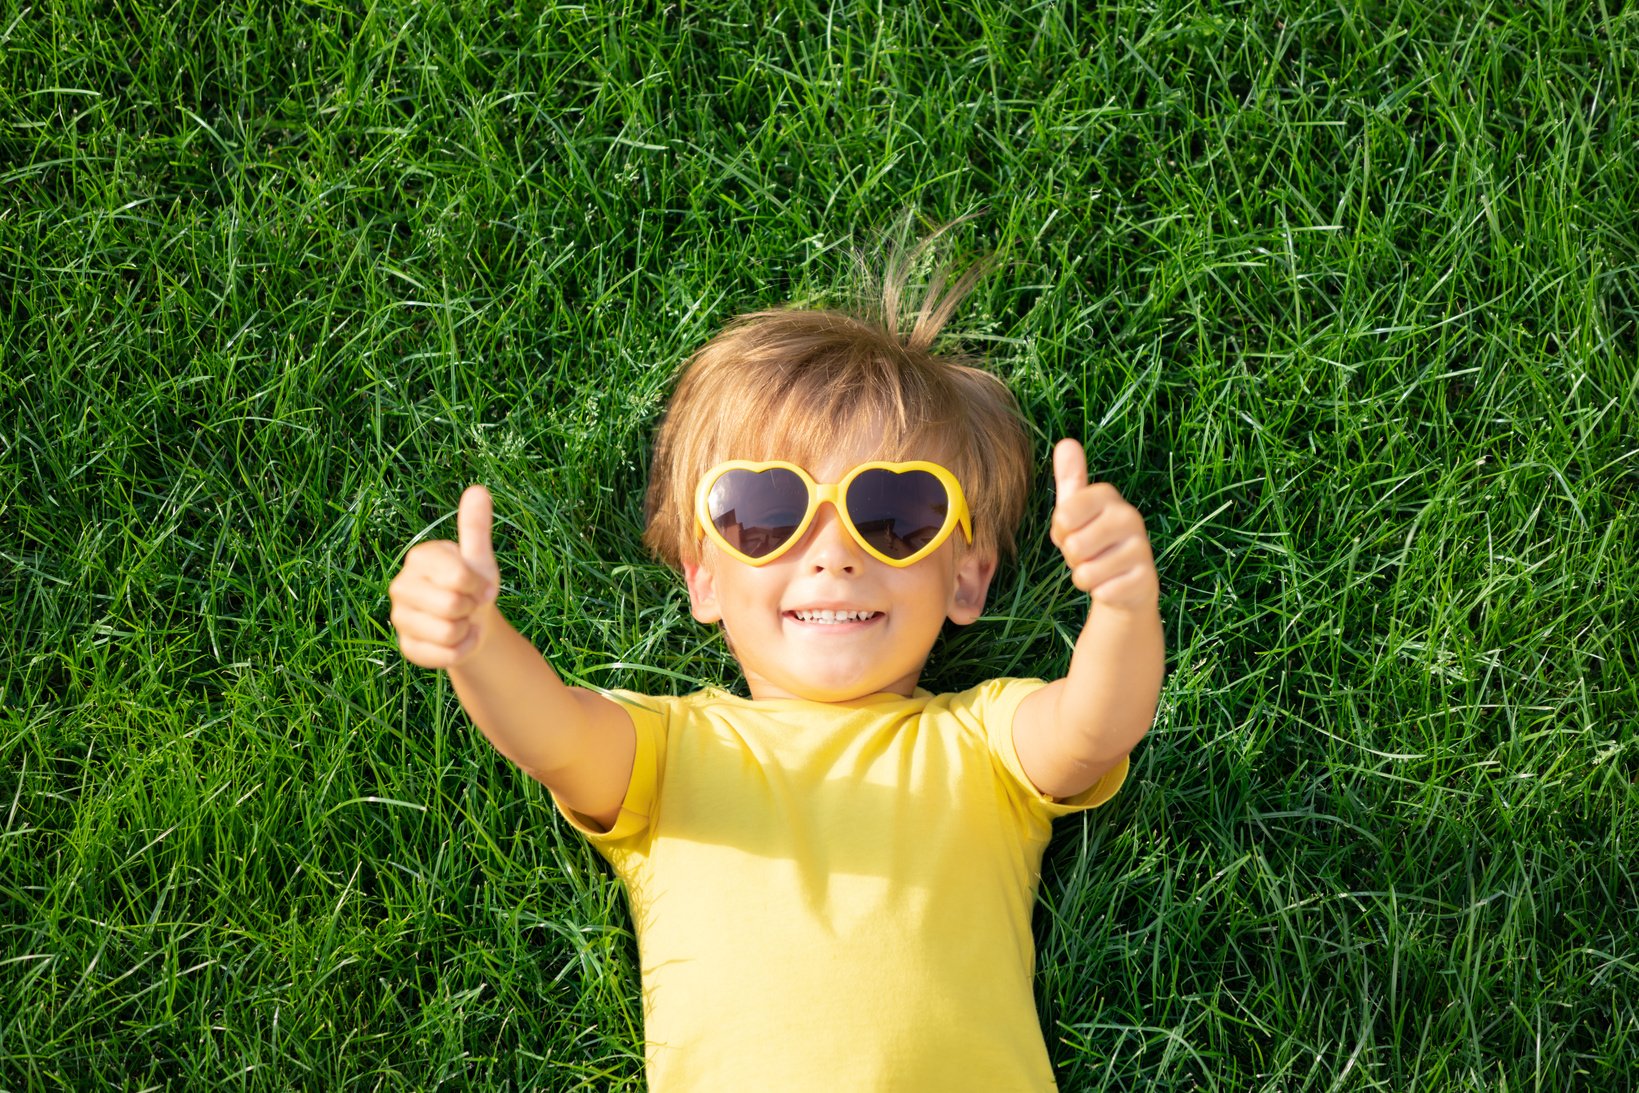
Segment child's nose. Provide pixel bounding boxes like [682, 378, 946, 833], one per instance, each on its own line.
[800, 502, 864, 572]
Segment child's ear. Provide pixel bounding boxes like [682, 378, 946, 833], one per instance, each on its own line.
[946, 550, 997, 626]
[682, 558, 724, 624]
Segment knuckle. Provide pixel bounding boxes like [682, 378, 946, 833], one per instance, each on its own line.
[403, 643, 445, 669]
[418, 540, 459, 566]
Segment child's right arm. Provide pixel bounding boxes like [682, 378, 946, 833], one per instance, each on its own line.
[388, 485, 636, 830]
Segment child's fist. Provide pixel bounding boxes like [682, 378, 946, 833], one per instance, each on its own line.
[389, 485, 503, 669]
[1049, 439, 1160, 612]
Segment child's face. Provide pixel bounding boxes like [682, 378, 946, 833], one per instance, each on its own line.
[682, 439, 998, 702]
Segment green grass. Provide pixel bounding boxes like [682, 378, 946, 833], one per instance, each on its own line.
[3, 0, 1636, 1088]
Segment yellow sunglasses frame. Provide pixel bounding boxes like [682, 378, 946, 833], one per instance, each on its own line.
[693, 459, 973, 568]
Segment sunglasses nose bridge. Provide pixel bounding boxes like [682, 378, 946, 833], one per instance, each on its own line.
[810, 482, 843, 516]
[799, 483, 868, 562]
[811, 482, 861, 540]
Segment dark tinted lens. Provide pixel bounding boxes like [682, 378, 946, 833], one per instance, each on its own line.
[707, 468, 809, 558]
[846, 469, 950, 559]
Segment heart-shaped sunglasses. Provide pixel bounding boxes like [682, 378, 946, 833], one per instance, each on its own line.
[693, 459, 972, 567]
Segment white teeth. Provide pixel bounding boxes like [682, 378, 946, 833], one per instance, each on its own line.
[793, 609, 877, 624]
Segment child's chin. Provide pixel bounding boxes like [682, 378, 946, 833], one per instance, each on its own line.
[791, 666, 911, 703]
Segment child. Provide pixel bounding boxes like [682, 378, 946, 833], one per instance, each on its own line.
[388, 247, 1164, 1090]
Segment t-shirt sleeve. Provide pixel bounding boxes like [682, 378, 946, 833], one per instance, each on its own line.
[549, 689, 667, 847]
[972, 677, 1130, 818]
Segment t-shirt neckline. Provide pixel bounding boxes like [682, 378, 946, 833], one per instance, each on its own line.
[701, 686, 934, 710]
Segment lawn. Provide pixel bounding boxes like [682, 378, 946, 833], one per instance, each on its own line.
[3, 1, 1636, 1089]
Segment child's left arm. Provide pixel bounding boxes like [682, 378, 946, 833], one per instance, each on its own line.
[1012, 438, 1165, 799]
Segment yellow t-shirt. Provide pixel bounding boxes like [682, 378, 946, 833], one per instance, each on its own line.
[552, 677, 1128, 1092]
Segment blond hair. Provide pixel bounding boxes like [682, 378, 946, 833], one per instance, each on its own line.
[642, 245, 1033, 571]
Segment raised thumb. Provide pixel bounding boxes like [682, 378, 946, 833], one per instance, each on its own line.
[457, 484, 498, 599]
[1053, 438, 1088, 499]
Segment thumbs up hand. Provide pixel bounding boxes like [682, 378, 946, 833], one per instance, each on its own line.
[389, 485, 503, 669]
[1049, 439, 1160, 613]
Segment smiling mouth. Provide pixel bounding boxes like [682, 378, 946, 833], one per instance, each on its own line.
[785, 609, 883, 625]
